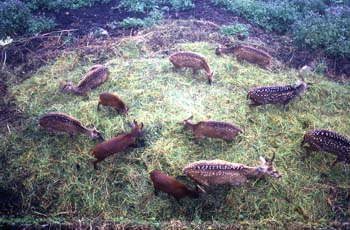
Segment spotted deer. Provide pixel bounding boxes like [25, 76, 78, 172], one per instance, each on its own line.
[183, 153, 281, 193]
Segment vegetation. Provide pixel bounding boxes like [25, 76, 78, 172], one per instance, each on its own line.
[1, 40, 349, 227]
[211, 0, 350, 59]
[117, 10, 164, 29]
[219, 23, 249, 37]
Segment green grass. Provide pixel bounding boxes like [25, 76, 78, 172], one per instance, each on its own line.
[2, 41, 350, 228]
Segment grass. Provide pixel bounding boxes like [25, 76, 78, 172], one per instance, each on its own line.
[1, 39, 350, 228]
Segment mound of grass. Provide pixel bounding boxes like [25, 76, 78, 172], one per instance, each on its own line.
[2, 40, 350, 228]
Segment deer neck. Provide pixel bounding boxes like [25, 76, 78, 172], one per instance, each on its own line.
[244, 166, 265, 180]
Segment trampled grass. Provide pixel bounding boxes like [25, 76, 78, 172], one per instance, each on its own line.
[2, 40, 350, 228]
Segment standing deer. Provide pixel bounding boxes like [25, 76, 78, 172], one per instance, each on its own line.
[91, 120, 144, 169]
[39, 112, 104, 140]
[169, 51, 214, 84]
[60, 65, 109, 96]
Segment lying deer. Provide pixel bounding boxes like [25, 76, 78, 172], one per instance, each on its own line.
[183, 153, 281, 193]
[39, 112, 104, 140]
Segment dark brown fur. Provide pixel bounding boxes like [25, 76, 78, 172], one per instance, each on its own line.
[301, 129, 350, 165]
[183, 116, 242, 141]
[169, 51, 214, 84]
[150, 170, 199, 202]
[97, 92, 128, 115]
[60, 65, 109, 96]
[91, 120, 144, 169]
[216, 45, 272, 69]
[39, 112, 103, 140]
[247, 80, 308, 108]
[183, 154, 281, 192]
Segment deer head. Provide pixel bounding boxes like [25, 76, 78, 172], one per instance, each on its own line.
[257, 152, 282, 179]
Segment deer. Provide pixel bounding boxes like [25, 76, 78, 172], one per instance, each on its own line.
[183, 153, 282, 193]
[247, 79, 309, 110]
[169, 51, 214, 84]
[216, 45, 272, 70]
[301, 129, 350, 166]
[91, 120, 144, 169]
[150, 170, 199, 203]
[60, 65, 109, 96]
[39, 112, 104, 140]
[183, 116, 242, 142]
[97, 92, 128, 115]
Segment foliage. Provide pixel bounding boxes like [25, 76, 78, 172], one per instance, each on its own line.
[168, 0, 194, 12]
[117, 10, 164, 29]
[118, 0, 194, 13]
[219, 23, 249, 37]
[23, 0, 112, 10]
[0, 0, 31, 40]
[28, 16, 56, 34]
[292, 12, 350, 58]
[3, 41, 350, 226]
[118, 0, 160, 13]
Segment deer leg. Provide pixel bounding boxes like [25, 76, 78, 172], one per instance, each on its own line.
[192, 69, 199, 75]
[301, 146, 312, 161]
[154, 187, 159, 196]
[249, 101, 263, 107]
[97, 102, 101, 111]
[331, 158, 339, 167]
[93, 159, 100, 170]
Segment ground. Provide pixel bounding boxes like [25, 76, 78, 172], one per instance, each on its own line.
[0, 0, 349, 229]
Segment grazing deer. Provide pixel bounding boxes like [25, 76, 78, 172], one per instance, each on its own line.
[183, 153, 281, 193]
[183, 116, 242, 142]
[301, 129, 350, 165]
[150, 170, 199, 202]
[169, 51, 214, 84]
[91, 120, 144, 169]
[97, 92, 128, 115]
[39, 112, 104, 140]
[60, 65, 109, 96]
[216, 45, 272, 70]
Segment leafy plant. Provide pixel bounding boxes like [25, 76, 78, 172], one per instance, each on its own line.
[118, 0, 160, 13]
[0, 0, 31, 40]
[28, 16, 56, 34]
[168, 0, 194, 11]
[292, 12, 350, 58]
[117, 10, 164, 29]
[219, 23, 249, 37]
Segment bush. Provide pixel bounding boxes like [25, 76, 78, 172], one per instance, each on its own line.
[168, 0, 194, 11]
[219, 23, 249, 37]
[293, 12, 350, 58]
[118, 0, 160, 13]
[23, 0, 112, 11]
[117, 10, 164, 29]
[28, 16, 56, 34]
[0, 0, 31, 40]
[211, 0, 299, 34]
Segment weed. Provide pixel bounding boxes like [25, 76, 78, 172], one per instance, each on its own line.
[219, 23, 249, 37]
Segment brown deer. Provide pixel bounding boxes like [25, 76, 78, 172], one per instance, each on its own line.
[60, 65, 109, 96]
[39, 112, 104, 140]
[97, 92, 128, 115]
[91, 120, 144, 169]
[183, 153, 281, 193]
[150, 170, 199, 203]
[183, 116, 242, 142]
[169, 51, 214, 84]
[216, 45, 272, 70]
[247, 79, 308, 110]
[301, 129, 350, 165]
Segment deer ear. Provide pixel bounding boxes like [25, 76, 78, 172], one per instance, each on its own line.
[259, 156, 266, 164]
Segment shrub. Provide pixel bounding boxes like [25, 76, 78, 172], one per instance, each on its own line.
[23, 0, 112, 11]
[219, 23, 249, 37]
[168, 0, 194, 11]
[118, 10, 164, 29]
[28, 16, 56, 34]
[292, 12, 350, 58]
[118, 0, 160, 13]
[0, 0, 31, 40]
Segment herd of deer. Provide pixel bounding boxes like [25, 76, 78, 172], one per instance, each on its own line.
[38, 44, 350, 202]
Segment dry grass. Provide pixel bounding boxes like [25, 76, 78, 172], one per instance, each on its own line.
[1, 25, 350, 228]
